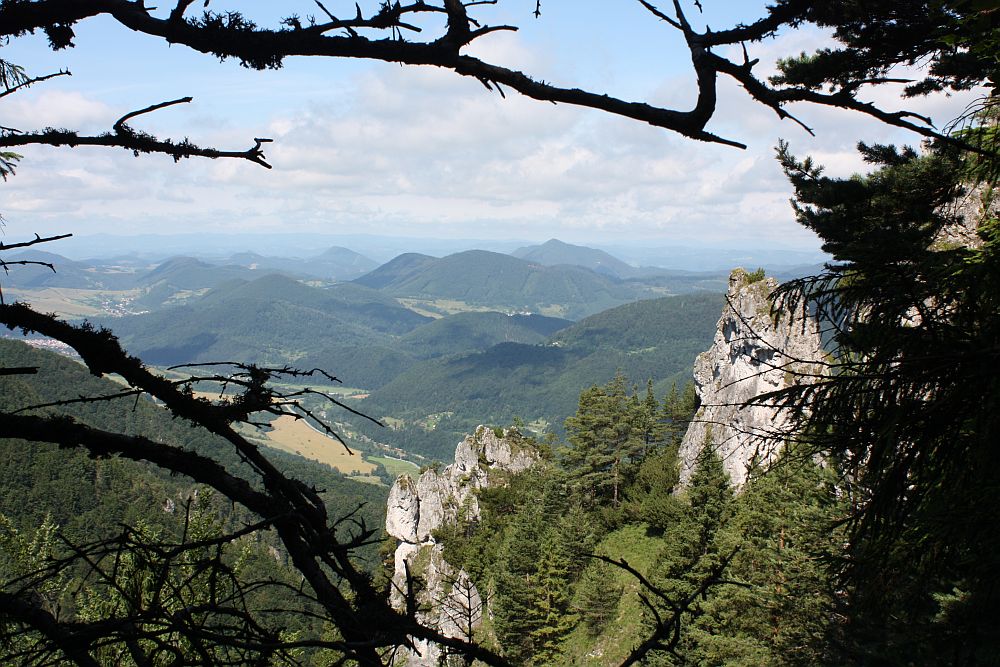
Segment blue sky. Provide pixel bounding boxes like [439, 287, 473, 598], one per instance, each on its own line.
[0, 1, 982, 254]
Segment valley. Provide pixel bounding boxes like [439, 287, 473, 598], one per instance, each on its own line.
[3, 238, 737, 467]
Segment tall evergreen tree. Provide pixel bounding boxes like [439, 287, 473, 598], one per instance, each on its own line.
[562, 373, 645, 508]
[490, 472, 580, 666]
[680, 451, 844, 666]
[662, 382, 699, 450]
[643, 441, 735, 666]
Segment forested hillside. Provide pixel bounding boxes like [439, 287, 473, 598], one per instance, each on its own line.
[355, 249, 657, 320]
[355, 292, 723, 460]
[107, 274, 433, 367]
[0, 340, 387, 563]
[413, 377, 844, 666]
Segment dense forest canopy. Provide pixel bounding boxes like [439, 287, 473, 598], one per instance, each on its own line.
[0, 0, 998, 665]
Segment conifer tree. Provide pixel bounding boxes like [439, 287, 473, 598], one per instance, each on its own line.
[643, 440, 735, 665]
[490, 473, 579, 666]
[563, 373, 645, 508]
[635, 379, 667, 461]
[661, 382, 698, 450]
[773, 121, 1000, 663]
[680, 451, 843, 666]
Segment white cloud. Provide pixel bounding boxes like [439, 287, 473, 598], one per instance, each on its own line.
[3, 90, 115, 130]
[1, 21, 985, 253]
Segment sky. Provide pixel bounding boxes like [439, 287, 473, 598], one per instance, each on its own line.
[0, 0, 984, 255]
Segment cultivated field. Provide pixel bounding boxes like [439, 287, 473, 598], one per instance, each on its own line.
[263, 414, 377, 475]
[5, 287, 143, 318]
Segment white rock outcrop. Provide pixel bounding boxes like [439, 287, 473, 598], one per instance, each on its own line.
[677, 269, 826, 488]
[384, 426, 537, 666]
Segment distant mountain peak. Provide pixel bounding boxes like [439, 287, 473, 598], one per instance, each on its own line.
[511, 239, 636, 278]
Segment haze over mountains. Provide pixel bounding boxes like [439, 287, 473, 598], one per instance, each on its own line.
[41, 232, 826, 272]
[6, 239, 739, 316]
[3, 236, 780, 462]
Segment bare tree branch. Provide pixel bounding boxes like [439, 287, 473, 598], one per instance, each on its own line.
[0, 0, 968, 153]
[0, 232, 74, 252]
[0, 68, 70, 99]
[0, 127, 273, 168]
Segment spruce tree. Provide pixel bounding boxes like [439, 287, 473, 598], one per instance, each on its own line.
[562, 373, 644, 508]
[682, 451, 844, 666]
[774, 128, 1000, 663]
[643, 441, 735, 665]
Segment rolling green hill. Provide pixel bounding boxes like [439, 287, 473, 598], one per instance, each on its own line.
[103, 276, 574, 390]
[138, 256, 259, 290]
[359, 249, 652, 320]
[131, 256, 265, 309]
[107, 274, 433, 367]
[354, 291, 724, 460]
[353, 252, 438, 290]
[398, 311, 572, 358]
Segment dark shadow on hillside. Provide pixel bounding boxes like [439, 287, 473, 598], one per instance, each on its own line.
[140, 332, 218, 366]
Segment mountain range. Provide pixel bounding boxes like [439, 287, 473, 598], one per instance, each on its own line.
[354, 249, 658, 319]
[5, 238, 738, 463]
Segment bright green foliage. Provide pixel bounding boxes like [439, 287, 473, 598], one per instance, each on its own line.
[574, 559, 623, 637]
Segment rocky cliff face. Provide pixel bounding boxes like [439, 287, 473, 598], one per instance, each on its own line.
[384, 426, 537, 666]
[935, 181, 997, 250]
[677, 269, 825, 488]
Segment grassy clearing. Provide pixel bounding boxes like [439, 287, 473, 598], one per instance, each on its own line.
[368, 455, 420, 480]
[535, 304, 570, 318]
[396, 298, 496, 318]
[5, 287, 143, 318]
[562, 523, 662, 666]
[262, 415, 377, 475]
[381, 416, 405, 429]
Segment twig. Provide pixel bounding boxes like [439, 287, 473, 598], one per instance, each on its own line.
[113, 97, 194, 133]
